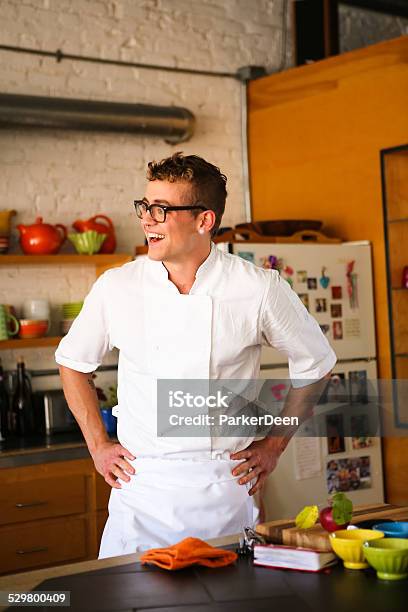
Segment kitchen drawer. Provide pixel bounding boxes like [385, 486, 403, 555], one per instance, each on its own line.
[0, 474, 87, 525]
[95, 473, 111, 510]
[0, 516, 87, 574]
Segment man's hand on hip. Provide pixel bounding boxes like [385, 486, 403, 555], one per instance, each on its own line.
[230, 374, 332, 495]
[230, 437, 286, 496]
[92, 441, 136, 489]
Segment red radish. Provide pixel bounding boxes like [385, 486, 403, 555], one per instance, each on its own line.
[319, 493, 353, 533]
[319, 505, 349, 532]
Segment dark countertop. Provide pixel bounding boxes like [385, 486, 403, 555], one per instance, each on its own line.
[0, 432, 90, 468]
[26, 552, 408, 612]
[0, 534, 406, 612]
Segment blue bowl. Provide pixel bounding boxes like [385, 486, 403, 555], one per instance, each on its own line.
[101, 408, 117, 435]
[373, 522, 408, 539]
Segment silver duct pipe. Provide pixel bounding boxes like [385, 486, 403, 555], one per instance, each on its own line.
[240, 81, 252, 223]
[0, 93, 195, 144]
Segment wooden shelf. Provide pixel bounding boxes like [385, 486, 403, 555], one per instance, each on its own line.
[0, 253, 132, 278]
[0, 336, 62, 350]
[392, 287, 408, 291]
[0, 254, 132, 266]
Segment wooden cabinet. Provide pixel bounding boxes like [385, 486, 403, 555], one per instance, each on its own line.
[0, 255, 125, 571]
[0, 516, 87, 575]
[0, 473, 87, 526]
[0, 458, 111, 575]
[95, 471, 109, 545]
[95, 471, 111, 510]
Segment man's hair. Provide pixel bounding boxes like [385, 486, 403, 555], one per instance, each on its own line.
[146, 152, 227, 236]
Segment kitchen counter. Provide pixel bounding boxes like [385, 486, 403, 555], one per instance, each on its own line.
[0, 432, 90, 468]
[0, 534, 238, 611]
[0, 532, 407, 612]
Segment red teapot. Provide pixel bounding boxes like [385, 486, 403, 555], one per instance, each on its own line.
[17, 217, 67, 255]
[72, 214, 116, 254]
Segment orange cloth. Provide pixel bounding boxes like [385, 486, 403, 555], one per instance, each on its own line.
[140, 537, 238, 570]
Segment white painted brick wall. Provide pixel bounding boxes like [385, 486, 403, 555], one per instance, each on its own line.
[0, 0, 292, 375]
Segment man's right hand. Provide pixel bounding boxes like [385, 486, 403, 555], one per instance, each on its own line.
[92, 441, 136, 489]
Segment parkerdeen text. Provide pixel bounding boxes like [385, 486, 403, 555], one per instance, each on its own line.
[168, 414, 299, 427]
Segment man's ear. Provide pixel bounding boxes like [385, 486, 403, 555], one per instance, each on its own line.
[199, 210, 216, 234]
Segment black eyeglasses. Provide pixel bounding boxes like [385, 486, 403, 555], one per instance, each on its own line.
[134, 199, 207, 223]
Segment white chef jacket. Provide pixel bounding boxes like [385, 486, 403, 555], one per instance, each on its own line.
[55, 242, 337, 460]
[55, 242, 336, 557]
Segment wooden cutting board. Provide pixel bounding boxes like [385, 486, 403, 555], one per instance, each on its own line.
[256, 504, 408, 552]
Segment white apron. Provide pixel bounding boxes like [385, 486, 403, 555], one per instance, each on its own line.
[98, 457, 258, 558]
[99, 286, 257, 559]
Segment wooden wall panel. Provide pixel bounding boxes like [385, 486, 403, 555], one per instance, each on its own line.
[388, 223, 408, 288]
[384, 150, 408, 220]
[392, 290, 408, 355]
[381, 438, 408, 506]
[396, 356, 408, 378]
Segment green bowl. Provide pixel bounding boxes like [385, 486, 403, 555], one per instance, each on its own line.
[63, 304, 83, 312]
[62, 309, 81, 319]
[68, 231, 107, 255]
[363, 538, 408, 580]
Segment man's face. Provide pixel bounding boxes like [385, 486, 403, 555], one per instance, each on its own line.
[141, 180, 205, 262]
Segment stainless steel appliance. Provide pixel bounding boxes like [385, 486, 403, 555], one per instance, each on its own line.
[33, 389, 78, 435]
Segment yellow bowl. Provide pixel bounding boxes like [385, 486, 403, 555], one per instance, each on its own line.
[329, 529, 385, 569]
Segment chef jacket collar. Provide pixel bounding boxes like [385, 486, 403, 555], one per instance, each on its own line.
[195, 241, 217, 279]
[147, 242, 217, 293]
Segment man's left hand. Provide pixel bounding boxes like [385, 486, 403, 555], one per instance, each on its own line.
[230, 437, 286, 496]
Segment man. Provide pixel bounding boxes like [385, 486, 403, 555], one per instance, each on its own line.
[56, 153, 336, 558]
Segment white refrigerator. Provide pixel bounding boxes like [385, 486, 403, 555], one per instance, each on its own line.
[224, 240, 384, 520]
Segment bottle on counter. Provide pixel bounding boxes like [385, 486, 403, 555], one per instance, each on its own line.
[9, 357, 35, 436]
[0, 358, 9, 441]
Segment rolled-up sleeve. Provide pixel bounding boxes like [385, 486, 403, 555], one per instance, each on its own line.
[55, 272, 111, 373]
[261, 271, 337, 386]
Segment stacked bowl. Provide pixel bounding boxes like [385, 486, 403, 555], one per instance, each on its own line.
[0, 236, 9, 254]
[373, 522, 408, 538]
[329, 529, 384, 570]
[19, 319, 48, 339]
[19, 299, 50, 339]
[363, 538, 408, 581]
[61, 302, 83, 335]
[329, 523, 408, 581]
[363, 521, 408, 580]
[0, 209, 15, 254]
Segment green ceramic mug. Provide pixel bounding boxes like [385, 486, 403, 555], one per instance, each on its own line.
[0, 304, 19, 340]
